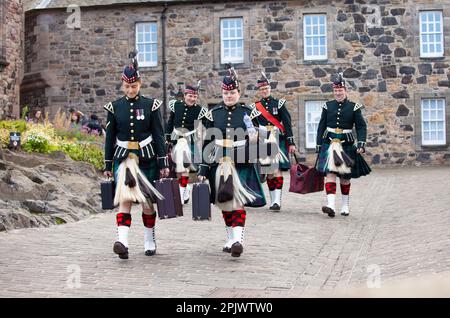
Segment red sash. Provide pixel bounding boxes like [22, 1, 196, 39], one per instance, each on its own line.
[255, 101, 285, 134]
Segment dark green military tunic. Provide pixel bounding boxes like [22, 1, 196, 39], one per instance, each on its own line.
[104, 94, 168, 183]
[251, 96, 295, 170]
[316, 98, 371, 179]
[198, 103, 266, 208]
[165, 99, 208, 168]
[165, 99, 208, 138]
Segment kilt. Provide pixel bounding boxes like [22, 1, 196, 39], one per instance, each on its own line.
[279, 135, 291, 171]
[113, 151, 159, 188]
[208, 163, 266, 208]
[316, 132, 371, 179]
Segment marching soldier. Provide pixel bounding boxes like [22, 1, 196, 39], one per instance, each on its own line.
[316, 75, 371, 218]
[251, 72, 296, 211]
[103, 52, 169, 259]
[166, 82, 208, 205]
[197, 65, 266, 257]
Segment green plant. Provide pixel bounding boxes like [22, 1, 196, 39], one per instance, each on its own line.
[22, 131, 57, 153]
[54, 217, 67, 225]
[21, 106, 29, 120]
[60, 141, 104, 170]
[0, 120, 27, 133]
[0, 118, 105, 171]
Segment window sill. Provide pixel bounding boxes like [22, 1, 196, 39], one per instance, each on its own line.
[420, 144, 449, 151]
[419, 56, 445, 61]
[297, 59, 334, 65]
[213, 62, 251, 71]
[139, 65, 162, 71]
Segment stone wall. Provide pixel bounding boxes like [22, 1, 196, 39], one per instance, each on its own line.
[0, 0, 24, 120]
[23, 0, 450, 166]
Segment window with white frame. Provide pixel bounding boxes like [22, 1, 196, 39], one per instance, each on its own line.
[420, 11, 444, 58]
[303, 14, 327, 61]
[220, 18, 244, 64]
[305, 101, 325, 149]
[136, 22, 158, 67]
[421, 98, 446, 145]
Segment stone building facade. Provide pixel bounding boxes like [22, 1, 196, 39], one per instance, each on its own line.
[0, 0, 24, 120]
[23, 0, 450, 166]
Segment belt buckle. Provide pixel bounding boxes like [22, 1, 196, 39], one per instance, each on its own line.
[331, 138, 341, 143]
[222, 139, 233, 148]
[335, 128, 343, 134]
[128, 141, 140, 150]
[220, 156, 233, 164]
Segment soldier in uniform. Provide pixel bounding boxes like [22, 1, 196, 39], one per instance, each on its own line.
[197, 65, 266, 257]
[251, 73, 296, 211]
[103, 52, 169, 259]
[166, 82, 208, 205]
[316, 75, 371, 218]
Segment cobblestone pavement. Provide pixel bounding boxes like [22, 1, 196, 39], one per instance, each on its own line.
[0, 167, 449, 298]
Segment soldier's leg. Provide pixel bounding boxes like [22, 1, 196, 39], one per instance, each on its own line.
[322, 173, 337, 218]
[222, 211, 233, 253]
[230, 206, 246, 257]
[340, 178, 351, 216]
[177, 172, 190, 205]
[271, 169, 283, 211]
[266, 173, 276, 208]
[142, 203, 157, 256]
[114, 202, 132, 259]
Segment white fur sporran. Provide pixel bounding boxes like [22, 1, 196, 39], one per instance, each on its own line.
[325, 139, 351, 175]
[114, 154, 164, 206]
[171, 137, 191, 173]
[214, 160, 257, 211]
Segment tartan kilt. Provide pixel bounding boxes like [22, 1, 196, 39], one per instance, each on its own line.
[316, 137, 371, 179]
[113, 151, 159, 189]
[279, 135, 291, 171]
[208, 163, 266, 208]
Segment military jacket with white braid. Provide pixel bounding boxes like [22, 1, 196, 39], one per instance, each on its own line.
[250, 96, 296, 146]
[165, 99, 208, 140]
[198, 103, 261, 177]
[103, 94, 168, 171]
[316, 98, 367, 148]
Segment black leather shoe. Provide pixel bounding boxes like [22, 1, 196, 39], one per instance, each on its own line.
[322, 206, 335, 218]
[113, 241, 129, 259]
[223, 247, 231, 253]
[145, 249, 156, 256]
[231, 242, 243, 257]
[270, 203, 280, 211]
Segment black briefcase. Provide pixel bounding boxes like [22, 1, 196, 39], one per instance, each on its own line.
[155, 178, 183, 219]
[101, 179, 115, 210]
[192, 182, 211, 221]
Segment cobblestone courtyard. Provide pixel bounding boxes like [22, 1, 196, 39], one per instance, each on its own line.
[0, 166, 449, 297]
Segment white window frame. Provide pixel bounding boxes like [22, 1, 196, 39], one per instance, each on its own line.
[135, 22, 158, 67]
[421, 98, 446, 146]
[303, 14, 327, 61]
[220, 17, 244, 64]
[419, 11, 444, 58]
[305, 100, 325, 149]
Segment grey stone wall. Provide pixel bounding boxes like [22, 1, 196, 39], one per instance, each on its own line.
[0, 0, 23, 120]
[23, 0, 450, 166]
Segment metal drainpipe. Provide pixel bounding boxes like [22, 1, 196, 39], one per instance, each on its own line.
[161, 2, 168, 122]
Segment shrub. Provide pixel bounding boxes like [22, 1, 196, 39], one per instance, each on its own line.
[0, 119, 105, 171]
[0, 120, 27, 133]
